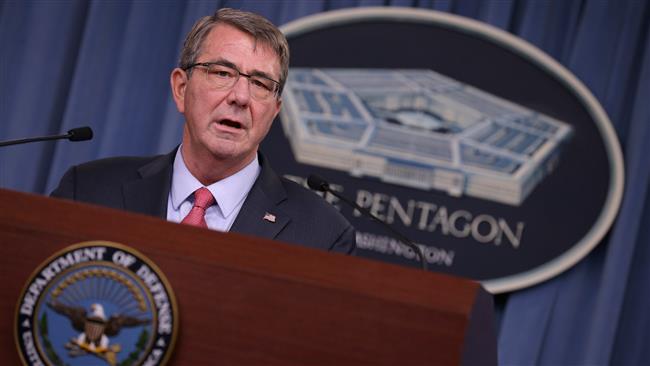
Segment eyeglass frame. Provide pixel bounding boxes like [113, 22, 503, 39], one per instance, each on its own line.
[183, 61, 281, 100]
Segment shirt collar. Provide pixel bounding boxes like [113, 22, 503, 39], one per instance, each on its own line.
[171, 147, 260, 218]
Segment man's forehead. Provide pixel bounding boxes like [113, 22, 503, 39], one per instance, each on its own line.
[201, 24, 280, 77]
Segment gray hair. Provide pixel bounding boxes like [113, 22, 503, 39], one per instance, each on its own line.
[179, 8, 290, 95]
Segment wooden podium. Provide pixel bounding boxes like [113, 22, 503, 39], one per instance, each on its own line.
[0, 188, 496, 365]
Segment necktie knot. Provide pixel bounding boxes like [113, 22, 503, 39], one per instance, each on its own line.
[193, 187, 215, 209]
[181, 187, 214, 228]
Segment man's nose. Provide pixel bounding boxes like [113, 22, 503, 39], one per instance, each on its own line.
[226, 76, 251, 106]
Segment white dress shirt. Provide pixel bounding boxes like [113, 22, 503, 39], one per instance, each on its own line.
[166, 147, 260, 232]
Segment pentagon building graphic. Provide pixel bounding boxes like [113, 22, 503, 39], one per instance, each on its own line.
[280, 68, 573, 206]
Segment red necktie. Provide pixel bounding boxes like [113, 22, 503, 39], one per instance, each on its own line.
[181, 187, 215, 228]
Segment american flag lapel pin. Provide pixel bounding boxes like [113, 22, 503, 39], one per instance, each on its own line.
[263, 212, 276, 223]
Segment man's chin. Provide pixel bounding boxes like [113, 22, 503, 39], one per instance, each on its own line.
[208, 148, 242, 161]
[207, 145, 256, 164]
[187, 137, 256, 166]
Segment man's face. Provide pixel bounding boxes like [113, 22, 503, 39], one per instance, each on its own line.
[171, 24, 281, 176]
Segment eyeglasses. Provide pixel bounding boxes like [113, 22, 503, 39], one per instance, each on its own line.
[184, 62, 280, 101]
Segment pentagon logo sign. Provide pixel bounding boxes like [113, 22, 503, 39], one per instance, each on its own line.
[266, 7, 625, 293]
[15, 242, 178, 366]
[282, 68, 574, 206]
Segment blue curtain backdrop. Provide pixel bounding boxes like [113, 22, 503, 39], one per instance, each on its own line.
[1, 1, 649, 364]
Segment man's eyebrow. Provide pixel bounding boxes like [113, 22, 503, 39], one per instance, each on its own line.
[210, 58, 237, 69]
[249, 70, 278, 82]
[210, 58, 278, 82]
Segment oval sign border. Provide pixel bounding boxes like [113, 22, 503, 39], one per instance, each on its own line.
[280, 7, 625, 293]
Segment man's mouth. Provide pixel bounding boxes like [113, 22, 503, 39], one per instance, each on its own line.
[218, 119, 243, 129]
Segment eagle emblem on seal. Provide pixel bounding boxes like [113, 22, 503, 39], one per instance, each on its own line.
[47, 301, 149, 365]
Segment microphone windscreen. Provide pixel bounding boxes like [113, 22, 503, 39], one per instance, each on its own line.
[67, 126, 93, 141]
[307, 174, 329, 192]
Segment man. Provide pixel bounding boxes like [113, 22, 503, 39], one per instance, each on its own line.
[51, 8, 355, 254]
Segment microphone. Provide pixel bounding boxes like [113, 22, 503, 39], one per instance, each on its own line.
[0, 126, 93, 147]
[307, 174, 428, 270]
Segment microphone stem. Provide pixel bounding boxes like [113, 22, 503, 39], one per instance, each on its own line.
[0, 134, 69, 147]
[325, 188, 428, 271]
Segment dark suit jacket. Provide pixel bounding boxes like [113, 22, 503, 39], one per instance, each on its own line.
[51, 149, 355, 254]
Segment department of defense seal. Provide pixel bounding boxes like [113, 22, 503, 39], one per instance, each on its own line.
[14, 241, 178, 366]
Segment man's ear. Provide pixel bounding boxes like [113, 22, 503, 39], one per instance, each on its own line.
[273, 97, 282, 117]
[170, 68, 188, 113]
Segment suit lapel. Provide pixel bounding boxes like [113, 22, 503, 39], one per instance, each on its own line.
[122, 150, 175, 219]
[230, 152, 290, 240]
